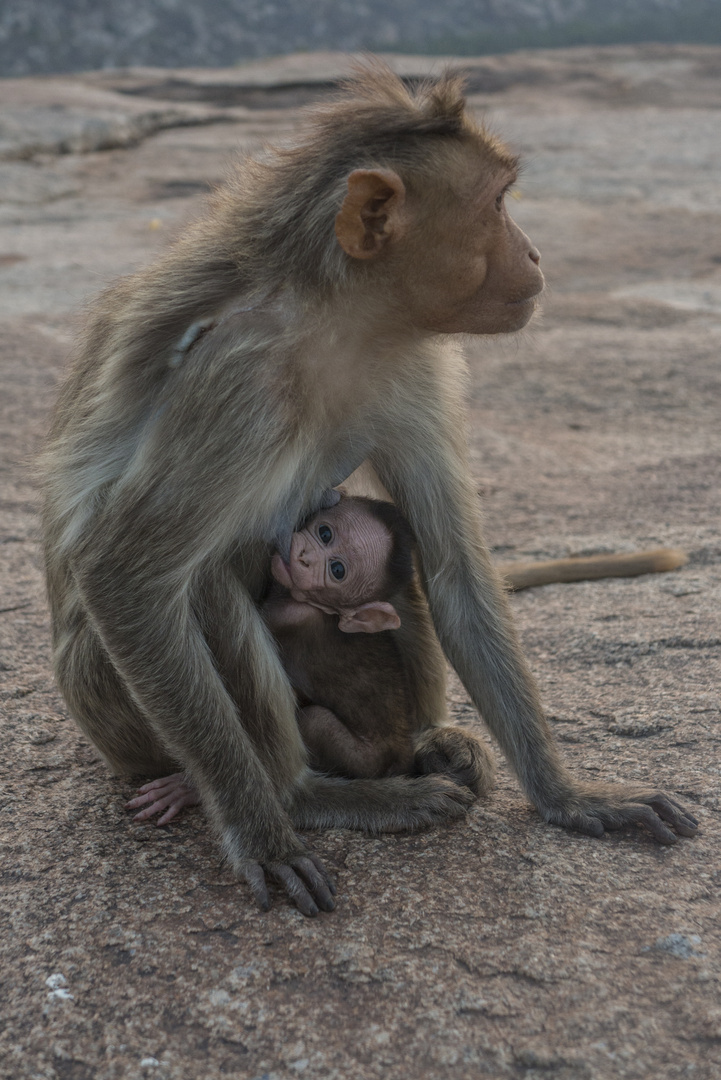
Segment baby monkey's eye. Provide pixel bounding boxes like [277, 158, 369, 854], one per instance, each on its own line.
[329, 560, 346, 581]
[318, 524, 333, 544]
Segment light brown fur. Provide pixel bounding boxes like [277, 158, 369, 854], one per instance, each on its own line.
[41, 63, 696, 916]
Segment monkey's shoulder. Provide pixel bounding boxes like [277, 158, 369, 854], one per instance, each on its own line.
[168, 302, 290, 372]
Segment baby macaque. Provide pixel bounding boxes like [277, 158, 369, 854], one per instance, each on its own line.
[127, 495, 423, 824]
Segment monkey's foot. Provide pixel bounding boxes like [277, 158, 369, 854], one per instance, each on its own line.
[238, 850, 337, 918]
[126, 773, 200, 825]
[414, 726, 495, 797]
[542, 783, 699, 845]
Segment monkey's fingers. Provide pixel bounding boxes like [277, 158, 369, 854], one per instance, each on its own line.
[135, 773, 186, 795]
[155, 799, 193, 826]
[126, 774, 200, 823]
[126, 777, 180, 808]
[646, 795, 698, 836]
[604, 803, 679, 845]
[239, 856, 336, 916]
[129, 795, 185, 823]
[623, 795, 698, 841]
[306, 852, 338, 895]
[554, 787, 699, 844]
[602, 791, 699, 843]
[290, 856, 336, 911]
[561, 813, 605, 839]
[268, 864, 323, 917]
[126, 774, 189, 809]
[126, 788, 173, 812]
[241, 863, 271, 912]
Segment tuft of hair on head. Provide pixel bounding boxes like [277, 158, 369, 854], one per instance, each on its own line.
[320, 59, 472, 158]
[335, 58, 467, 128]
[342, 495, 416, 602]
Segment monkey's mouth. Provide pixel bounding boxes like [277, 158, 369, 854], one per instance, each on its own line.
[506, 289, 542, 307]
[270, 552, 295, 590]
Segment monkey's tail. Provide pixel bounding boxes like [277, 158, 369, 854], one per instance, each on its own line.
[290, 771, 474, 834]
[497, 548, 688, 591]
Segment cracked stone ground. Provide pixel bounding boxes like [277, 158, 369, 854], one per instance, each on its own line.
[1, 44, 720, 1080]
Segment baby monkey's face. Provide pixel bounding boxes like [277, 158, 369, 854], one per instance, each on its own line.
[271, 500, 392, 613]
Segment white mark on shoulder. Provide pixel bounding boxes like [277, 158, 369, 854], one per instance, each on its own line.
[169, 303, 265, 368]
[169, 318, 215, 367]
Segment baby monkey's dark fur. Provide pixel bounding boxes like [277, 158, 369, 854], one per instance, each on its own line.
[272, 496, 492, 791]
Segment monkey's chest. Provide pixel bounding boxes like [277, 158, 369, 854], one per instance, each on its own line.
[272, 430, 371, 538]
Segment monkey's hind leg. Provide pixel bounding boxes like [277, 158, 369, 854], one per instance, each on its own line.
[413, 726, 496, 798]
[54, 614, 177, 776]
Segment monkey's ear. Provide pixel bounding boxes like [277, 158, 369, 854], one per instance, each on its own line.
[338, 601, 401, 634]
[335, 169, 407, 259]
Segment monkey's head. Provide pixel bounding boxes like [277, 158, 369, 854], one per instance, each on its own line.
[334, 148, 543, 336]
[270, 496, 415, 634]
[233, 64, 544, 335]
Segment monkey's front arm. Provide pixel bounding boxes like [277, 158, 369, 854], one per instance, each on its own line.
[371, 358, 698, 844]
[69, 336, 342, 914]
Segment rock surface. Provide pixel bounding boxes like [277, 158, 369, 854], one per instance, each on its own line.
[1, 44, 720, 1080]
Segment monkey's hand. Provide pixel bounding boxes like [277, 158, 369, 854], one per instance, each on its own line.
[542, 783, 698, 845]
[239, 850, 337, 918]
[317, 487, 342, 510]
[126, 773, 200, 825]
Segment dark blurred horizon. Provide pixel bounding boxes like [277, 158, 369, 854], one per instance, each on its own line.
[2, 0, 721, 78]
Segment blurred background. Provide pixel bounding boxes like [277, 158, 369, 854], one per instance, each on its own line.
[2, 0, 721, 76]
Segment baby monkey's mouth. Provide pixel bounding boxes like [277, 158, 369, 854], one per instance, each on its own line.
[270, 551, 294, 590]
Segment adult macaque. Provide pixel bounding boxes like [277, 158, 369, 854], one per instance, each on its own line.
[42, 65, 697, 916]
[127, 495, 493, 823]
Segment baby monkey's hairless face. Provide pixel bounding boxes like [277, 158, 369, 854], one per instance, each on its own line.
[271, 500, 393, 613]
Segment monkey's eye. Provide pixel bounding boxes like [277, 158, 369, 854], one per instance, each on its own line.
[495, 192, 505, 210]
[318, 524, 333, 544]
[329, 560, 346, 581]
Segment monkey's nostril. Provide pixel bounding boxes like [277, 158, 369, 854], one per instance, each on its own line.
[529, 247, 541, 265]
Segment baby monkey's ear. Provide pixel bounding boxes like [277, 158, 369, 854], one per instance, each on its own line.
[337, 601, 401, 634]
